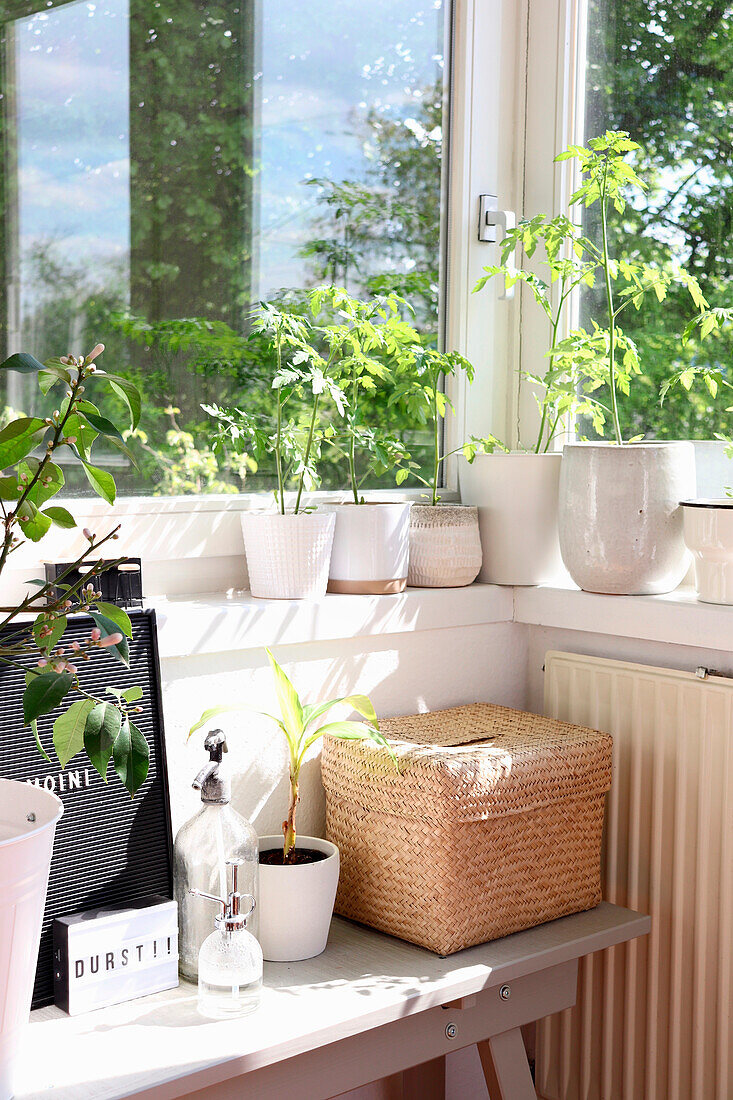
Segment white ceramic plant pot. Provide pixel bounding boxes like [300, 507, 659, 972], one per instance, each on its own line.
[326, 502, 412, 594]
[241, 512, 335, 600]
[461, 452, 564, 585]
[559, 442, 695, 595]
[681, 499, 733, 605]
[0, 779, 63, 1100]
[257, 836, 340, 962]
[407, 504, 482, 588]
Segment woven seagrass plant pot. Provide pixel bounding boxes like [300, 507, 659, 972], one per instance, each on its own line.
[407, 503, 482, 587]
[241, 511, 335, 600]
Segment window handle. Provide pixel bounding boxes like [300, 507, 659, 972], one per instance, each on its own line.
[477, 194, 516, 299]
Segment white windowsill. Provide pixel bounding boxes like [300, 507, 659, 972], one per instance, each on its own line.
[513, 583, 733, 653]
[150, 582, 733, 659]
[153, 583, 514, 659]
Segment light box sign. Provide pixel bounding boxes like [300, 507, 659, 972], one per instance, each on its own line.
[0, 609, 174, 1008]
[53, 896, 178, 1015]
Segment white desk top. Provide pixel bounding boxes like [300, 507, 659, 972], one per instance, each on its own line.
[16, 903, 649, 1100]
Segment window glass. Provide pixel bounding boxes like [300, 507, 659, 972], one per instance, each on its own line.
[582, 0, 732, 440]
[0, 0, 447, 494]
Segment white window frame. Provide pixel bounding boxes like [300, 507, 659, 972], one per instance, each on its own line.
[2, 0, 586, 596]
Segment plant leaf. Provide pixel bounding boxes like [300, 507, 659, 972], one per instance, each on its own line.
[113, 719, 150, 796]
[80, 409, 125, 443]
[54, 699, 94, 768]
[89, 611, 130, 666]
[33, 613, 67, 654]
[42, 505, 76, 529]
[23, 670, 74, 725]
[266, 648, 304, 745]
[17, 500, 52, 542]
[84, 702, 122, 781]
[122, 685, 143, 702]
[302, 693, 379, 732]
[79, 460, 116, 505]
[0, 417, 46, 468]
[0, 352, 46, 374]
[95, 374, 142, 430]
[93, 601, 132, 638]
[186, 702, 254, 740]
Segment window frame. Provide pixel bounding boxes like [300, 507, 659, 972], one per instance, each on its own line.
[2, 0, 590, 592]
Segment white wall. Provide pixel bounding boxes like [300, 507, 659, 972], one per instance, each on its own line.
[161, 621, 527, 1100]
[162, 622, 528, 846]
[162, 612, 733, 1099]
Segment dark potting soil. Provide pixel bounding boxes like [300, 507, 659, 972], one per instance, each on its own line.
[259, 848, 328, 866]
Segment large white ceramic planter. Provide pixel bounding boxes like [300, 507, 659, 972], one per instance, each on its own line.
[461, 452, 564, 586]
[241, 512, 335, 599]
[681, 499, 733, 605]
[0, 779, 63, 1100]
[257, 836, 339, 962]
[326, 502, 411, 594]
[559, 442, 695, 595]
[407, 504, 482, 587]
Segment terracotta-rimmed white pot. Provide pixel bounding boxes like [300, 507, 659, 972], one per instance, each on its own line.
[460, 452, 564, 585]
[326, 502, 411, 594]
[559, 442, 695, 595]
[241, 512, 335, 599]
[0, 779, 63, 1100]
[681, 499, 733, 604]
[407, 504, 482, 587]
[257, 836, 339, 962]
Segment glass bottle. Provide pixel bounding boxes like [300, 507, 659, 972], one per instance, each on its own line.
[174, 730, 258, 981]
[192, 860, 263, 1019]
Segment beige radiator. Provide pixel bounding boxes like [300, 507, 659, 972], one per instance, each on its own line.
[536, 652, 733, 1100]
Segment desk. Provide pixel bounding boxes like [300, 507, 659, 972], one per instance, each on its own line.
[15, 902, 649, 1100]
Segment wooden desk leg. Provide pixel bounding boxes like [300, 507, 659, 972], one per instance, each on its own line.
[402, 1056, 446, 1100]
[478, 1030, 536, 1100]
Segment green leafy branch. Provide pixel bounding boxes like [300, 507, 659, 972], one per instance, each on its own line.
[0, 346, 148, 795]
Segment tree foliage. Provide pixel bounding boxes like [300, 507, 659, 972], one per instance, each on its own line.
[583, 0, 733, 439]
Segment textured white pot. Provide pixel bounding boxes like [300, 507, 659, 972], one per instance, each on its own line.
[241, 512, 335, 600]
[326, 502, 412, 594]
[408, 504, 482, 587]
[681, 499, 733, 605]
[462, 452, 564, 585]
[0, 779, 63, 1100]
[257, 836, 339, 962]
[559, 442, 695, 595]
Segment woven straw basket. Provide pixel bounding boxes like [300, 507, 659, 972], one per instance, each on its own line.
[322, 703, 612, 955]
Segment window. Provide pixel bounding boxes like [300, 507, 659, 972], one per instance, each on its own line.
[0, 0, 448, 496]
[581, 0, 733, 441]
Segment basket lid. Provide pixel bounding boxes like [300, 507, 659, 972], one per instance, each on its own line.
[322, 703, 612, 823]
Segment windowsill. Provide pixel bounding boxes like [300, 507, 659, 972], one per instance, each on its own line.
[150, 581, 733, 659]
[152, 583, 514, 658]
[513, 582, 733, 653]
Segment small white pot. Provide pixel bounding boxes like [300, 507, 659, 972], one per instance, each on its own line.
[241, 512, 335, 600]
[257, 836, 339, 962]
[559, 442, 695, 595]
[326, 502, 412, 594]
[0, 779, 63, 1100]
[460, 452, 564, 586]
[407, 504, 482, 587]
[681, 499, 733, 604]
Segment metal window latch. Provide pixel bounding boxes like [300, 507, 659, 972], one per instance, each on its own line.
[477, 194, 516, 299]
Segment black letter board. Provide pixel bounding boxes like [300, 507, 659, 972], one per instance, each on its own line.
[0, 609, 173, 1007]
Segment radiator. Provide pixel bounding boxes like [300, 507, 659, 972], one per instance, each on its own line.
[536, 652, 733, 1100]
